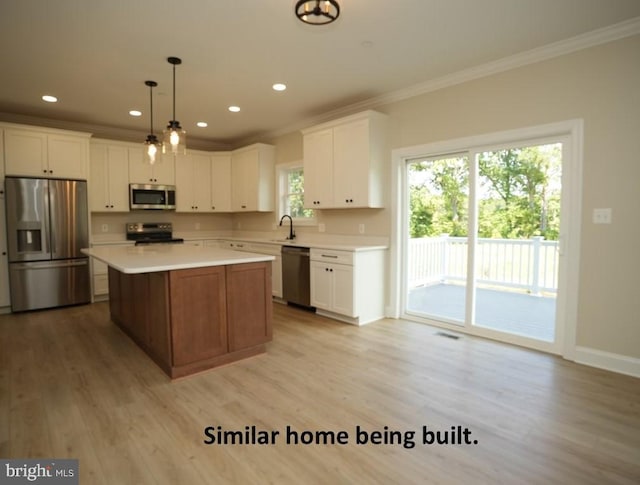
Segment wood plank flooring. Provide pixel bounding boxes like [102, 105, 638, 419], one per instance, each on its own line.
[1, 302, 639, 484]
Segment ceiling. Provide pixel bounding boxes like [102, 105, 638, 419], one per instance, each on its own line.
[1, 0, 639, 150]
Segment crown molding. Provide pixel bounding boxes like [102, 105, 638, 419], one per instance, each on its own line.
[260, 16, 640, 142]
[0, 111, 232, 151]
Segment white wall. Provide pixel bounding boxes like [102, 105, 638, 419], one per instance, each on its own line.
[265, 34, 640, 363]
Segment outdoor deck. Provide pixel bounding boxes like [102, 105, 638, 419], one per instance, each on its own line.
[407, 283, 556, 342]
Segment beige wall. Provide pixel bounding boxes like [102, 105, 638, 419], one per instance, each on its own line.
[266, 35, 640, 360]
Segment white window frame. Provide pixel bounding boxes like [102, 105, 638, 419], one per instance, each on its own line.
[276, 161, 316, 225]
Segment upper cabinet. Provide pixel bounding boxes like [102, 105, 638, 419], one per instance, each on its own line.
[302, 110, 388, 209]
[89, 142, 130, 212]
[128, 148, 175, 185]
[3, 125, 90, 180]
[174, 152, 212, 212]
[211, 152, 232, 212]
[231, 143, 275, 212]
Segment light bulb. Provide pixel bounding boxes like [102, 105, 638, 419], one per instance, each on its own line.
[147, 144, 158, 163]
[170, 130, 180, 146]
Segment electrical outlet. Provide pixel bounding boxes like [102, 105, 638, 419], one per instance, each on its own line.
[593, 208, 612, 224]
[101, 224, 108, 233]
[195, 222, 201, 230]
[318, 223, 325, 233]
[358, 223, 365, 234]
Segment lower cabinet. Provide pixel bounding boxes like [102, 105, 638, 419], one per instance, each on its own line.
[91, 242, 134, 299]
[170, 266, 228, 366]
[108, 261, 272, 378]
[226, 262, 272, 351]
[224, 241, 283, 298]
[310, 260, 354, 316]
[310, 248, 386, 325]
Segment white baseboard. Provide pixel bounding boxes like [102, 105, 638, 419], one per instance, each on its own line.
[574, 346, 640, 378]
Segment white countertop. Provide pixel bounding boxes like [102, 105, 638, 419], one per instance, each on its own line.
[91, 233, 388, 252]
[82, 244, 275, 274]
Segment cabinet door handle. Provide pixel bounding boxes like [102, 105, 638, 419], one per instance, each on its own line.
[321, 254, 338, 259]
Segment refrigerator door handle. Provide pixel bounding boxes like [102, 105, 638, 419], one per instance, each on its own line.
[11, 260, 89, 270]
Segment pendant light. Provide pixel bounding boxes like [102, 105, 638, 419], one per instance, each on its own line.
[163, 56, 186, 155]
[295, 0, 340, 25]
[143, 80, 162, 164]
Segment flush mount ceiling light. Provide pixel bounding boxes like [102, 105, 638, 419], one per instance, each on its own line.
[42, 95, 58, 103]
[295, 0, 340, 25]
[143, 80, 162, 165]
[162, 56, 186, 156]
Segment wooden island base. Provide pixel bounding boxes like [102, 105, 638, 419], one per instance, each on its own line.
[108, 261, 272, 379]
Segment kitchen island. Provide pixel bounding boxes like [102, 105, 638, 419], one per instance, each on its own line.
[82, 244, 274, 379]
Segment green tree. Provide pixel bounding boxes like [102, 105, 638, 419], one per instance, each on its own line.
[409, 144, 561, 241]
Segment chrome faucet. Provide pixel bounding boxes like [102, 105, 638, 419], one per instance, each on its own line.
[279, 214, 295, 240]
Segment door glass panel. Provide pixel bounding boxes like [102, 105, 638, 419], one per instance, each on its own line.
[473, 143, 561, 341]
[406, 155, 469, 324]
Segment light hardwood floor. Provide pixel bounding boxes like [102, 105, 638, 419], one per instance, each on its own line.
[1, 302, 639, 484]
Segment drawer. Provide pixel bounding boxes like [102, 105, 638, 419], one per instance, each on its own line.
[92, 258, 108, 276]
[94, 274, 109, 295]
[227, 241, 250, 251]
[248, 242, 281, 256]
[310, 248, 353, 265]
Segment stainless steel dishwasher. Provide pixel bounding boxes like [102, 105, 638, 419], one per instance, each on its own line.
[281, 245, 312, 308]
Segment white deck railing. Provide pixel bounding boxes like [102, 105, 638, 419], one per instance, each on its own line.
[408, 235, 559, 294]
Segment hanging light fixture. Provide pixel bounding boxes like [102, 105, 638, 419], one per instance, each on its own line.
[295, 0, 340, 25]
[143, 80, 162, 164]
[163, 56, 186, 155]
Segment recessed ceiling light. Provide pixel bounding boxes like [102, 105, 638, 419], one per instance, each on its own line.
[228, 106, 241, 113]
[129, 110, 142, 117]
[42, 95, 58, 103]
[272, 83, 287, 92]
[196, 121, 208, 128]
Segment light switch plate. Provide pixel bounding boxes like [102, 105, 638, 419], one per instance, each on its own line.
[593, 208, 612, 224]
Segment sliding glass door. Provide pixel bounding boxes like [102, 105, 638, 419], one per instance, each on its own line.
[404, 140, 564, 350]
[405, 154, 469, 325]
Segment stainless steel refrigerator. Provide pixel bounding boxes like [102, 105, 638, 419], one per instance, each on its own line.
[5, 177, 90, 312]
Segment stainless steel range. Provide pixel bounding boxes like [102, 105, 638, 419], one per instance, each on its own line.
[126, 222, 184, 245]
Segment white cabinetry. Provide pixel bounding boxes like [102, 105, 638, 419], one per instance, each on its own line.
[211, 152, 232, 212]
[175, 152, 212, 212]
[245, 242, 282, 298]
[89, 142, 130, 212]
[3, 125, 89, 179]
[303, 129, 333, 208]
[128, 148, 175, 184]
[0, 129, 10, 309]
[90, 242, 134, 298]
[302, 110, 388, 209]
[310, 247, 386, 325]
[231, 143, 275, 212]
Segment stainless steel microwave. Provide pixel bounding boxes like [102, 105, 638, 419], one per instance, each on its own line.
[129, 184, 176, 210]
